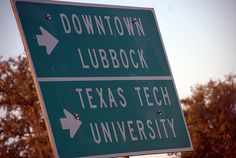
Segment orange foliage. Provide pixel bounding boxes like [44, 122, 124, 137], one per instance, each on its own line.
[181, 74, 236, 158]
[0, 56, 53, 158]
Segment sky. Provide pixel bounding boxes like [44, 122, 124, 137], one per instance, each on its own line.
[0, 0, 236, 157]
[0, 0, 236, 99]
[1, 0, 236, 99]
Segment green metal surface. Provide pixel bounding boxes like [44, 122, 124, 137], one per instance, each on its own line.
[13, 0, 192, 157]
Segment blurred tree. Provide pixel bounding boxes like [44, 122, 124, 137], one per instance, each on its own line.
[1, 55, 235, 158]
[181, 74, 236, 158]
[0, 56, 53, 158]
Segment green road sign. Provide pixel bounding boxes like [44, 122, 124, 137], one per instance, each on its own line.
[11, 0, 193, 157]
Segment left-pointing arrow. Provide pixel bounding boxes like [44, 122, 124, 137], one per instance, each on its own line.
[36, 26, 59, 55]
[60, 109, 82, 138]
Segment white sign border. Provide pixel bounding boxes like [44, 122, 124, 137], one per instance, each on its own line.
[10, 0, 193, 157]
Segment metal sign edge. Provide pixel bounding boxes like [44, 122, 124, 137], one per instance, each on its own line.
[12, 0, 154, 10]
[10, 0, 60, 157]
[149, 8, 194, 152]
[10, 0, 193, 157]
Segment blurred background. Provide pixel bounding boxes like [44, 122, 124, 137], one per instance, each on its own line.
[0, 0, 235, 158]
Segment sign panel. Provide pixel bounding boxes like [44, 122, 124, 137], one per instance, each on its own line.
[11, 0, 192, 157]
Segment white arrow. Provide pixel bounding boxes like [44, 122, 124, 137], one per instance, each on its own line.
[36, 26, 59, 55]
[60, 109, 82, 138]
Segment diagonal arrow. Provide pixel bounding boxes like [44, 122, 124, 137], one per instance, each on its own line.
[60, 109, 82, 138]
[36, 26, 59, 55]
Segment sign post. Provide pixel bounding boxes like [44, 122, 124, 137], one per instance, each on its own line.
[11, 0, 192, 157]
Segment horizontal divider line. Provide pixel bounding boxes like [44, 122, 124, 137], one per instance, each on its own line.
[38, 76, 173, 82]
